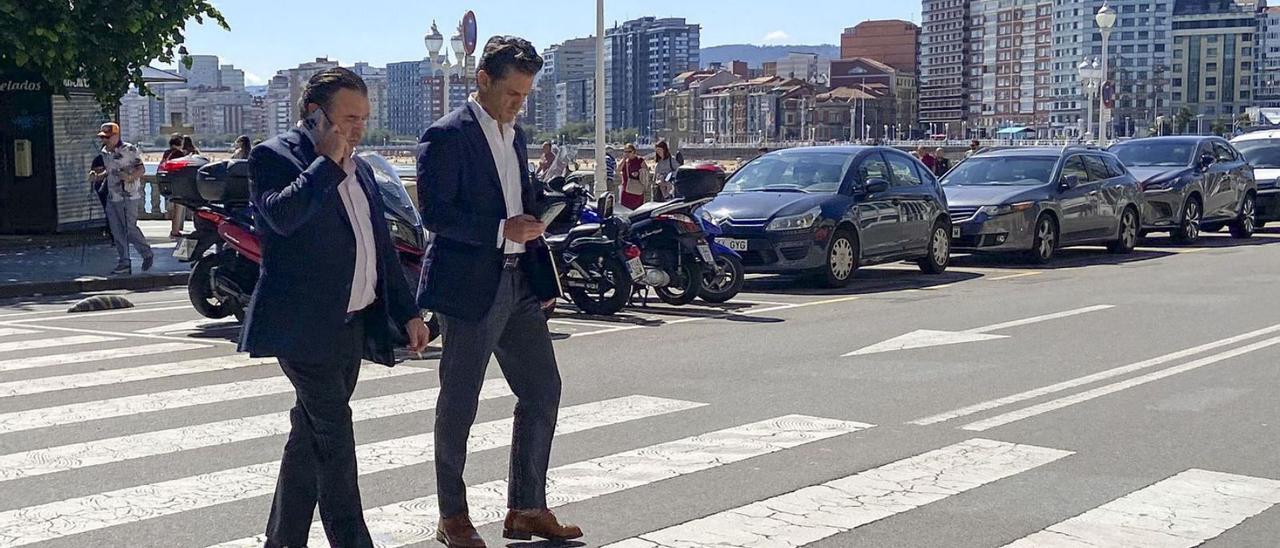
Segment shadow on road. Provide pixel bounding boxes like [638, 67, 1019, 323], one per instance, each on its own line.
[742, 268, 984, 296]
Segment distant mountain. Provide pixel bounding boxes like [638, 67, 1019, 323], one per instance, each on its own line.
[699, 44, 840, 68]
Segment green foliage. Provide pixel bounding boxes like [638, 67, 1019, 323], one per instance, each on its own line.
[0, 0, 228, 112]
[1174, 107, 1194, 135]
[360, 128, 395, 146]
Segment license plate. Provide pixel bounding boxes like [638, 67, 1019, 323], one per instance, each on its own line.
[173, 238, 198, 261]
[952, 227, 961, 239]
[626, 258, 645, 281]
[723, 238, 749, 251]
[697, 243, 715, 263]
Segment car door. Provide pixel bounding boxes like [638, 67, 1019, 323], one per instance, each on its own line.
[1055, 154, 1096, 243]
[1197, 141, 1230, 220]
[850, 152, 900, 258]
[1082, 154, 1118, 239]
[1211, 140, 1244, 217]
[881, 151, 933, 253]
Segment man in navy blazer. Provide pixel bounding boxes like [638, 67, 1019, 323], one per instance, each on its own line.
[240, 67, 430, 548]
[416, 36, 579, 548]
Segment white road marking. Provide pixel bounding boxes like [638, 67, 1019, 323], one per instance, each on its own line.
[963, 305, 1114, 334]
[963, 334, 1280, 431]
[2, 305, 193, 323]
[988, 272, 1042, 281]
[1005, 469, 1280, 547]
[0, 395, 701, 547]
[0, 342, 207, 373]
[604, 438, 1070, 548]
[846, 305, 1113, 356]
[0, 366, 423, 433]
[208, 415, 873, 548]
[135, 318, 237, 334]
[0, 355, 278, 399]
[909, 322, 1280, 426]
[0, 300, 190, 319]
[0, 321, 239, 346]
[0, 380, 513, 481]
[0, 328, 38, 338]
[0, 334, 119, 354]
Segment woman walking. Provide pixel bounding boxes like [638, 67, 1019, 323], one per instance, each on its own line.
[653, 141, 679, 201]
[230, 135, 252, 159]
[619, 143, 651, 210]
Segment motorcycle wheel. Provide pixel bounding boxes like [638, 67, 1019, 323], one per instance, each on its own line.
[655, 261, 704, 306]
[188, 256, 233, 320]
[698, 252, 744, 304]
[567, 253, 632, 315]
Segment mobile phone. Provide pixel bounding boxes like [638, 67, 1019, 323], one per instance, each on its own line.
[301, 107, 332, 143]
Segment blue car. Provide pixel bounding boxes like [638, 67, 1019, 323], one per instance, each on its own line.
[704, 146, 952, 287]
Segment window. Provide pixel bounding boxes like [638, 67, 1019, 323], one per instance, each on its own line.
[1083, 155, 1111, 181]
[1060, 155, 1088, 182]
[858, 154, 891, 182]
[1103, 155, 1129, 178]
[885, 154, 923, 187]
[1213, 142, 1236, 162]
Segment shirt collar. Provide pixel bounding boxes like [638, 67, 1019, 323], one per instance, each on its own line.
[468, 94, 514, 135]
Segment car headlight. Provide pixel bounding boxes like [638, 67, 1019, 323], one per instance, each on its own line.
[767, 207, 821, 231]
[977, 202, 1034, 217]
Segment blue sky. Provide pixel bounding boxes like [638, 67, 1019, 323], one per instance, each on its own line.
[167, 0, 918, 85]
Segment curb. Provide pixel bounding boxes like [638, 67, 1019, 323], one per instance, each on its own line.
[0, 272, 190, 300]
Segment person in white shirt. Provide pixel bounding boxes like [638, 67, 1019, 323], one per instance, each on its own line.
[88, 122, 154, 274]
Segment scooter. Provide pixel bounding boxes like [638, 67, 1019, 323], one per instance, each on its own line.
[694, 206, 744, 304]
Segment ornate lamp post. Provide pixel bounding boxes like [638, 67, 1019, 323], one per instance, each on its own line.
[1095, 3, 1117, 146]
[1078, 58, 1101, 141]
[424, 19, 469, 118]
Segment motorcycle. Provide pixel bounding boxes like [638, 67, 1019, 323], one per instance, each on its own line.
[159, 152, 430, 325]
[694, 206, 745, 304]
[540, 179, 643, 316]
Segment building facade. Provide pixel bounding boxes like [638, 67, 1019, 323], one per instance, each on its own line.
[1256, 5, 1280, 107]
[971, 0, 1055, 137]
[537, 37, 597, 132]
[351, 62, 389, 133]
[605, 17, 701, 136]
[178, 55, 221, 89]
[840, 20, 921, 74]
[1170, 0, 1258, 131]
[831, 58, 918, 136]
[919, 0, 973, 137]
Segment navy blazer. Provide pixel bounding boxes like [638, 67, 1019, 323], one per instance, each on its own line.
[239, 128, 419, 366]
[415, 104, 560, 321]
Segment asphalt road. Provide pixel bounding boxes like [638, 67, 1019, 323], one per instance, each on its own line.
[1, 229, 1279, 547]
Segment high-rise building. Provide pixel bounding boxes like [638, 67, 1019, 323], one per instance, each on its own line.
[1050, 0, 1174, 139]
[605, 17, 701, 136]
[919, 0, 973, 137]
[219, 65, 245, 91]
[536, 37, 598, 132]
[265, 72, 293, 138]
[1256, 4, 1280, 107]
[1170, 0, 1258, 130]
[840, 20, 921, 74]
[971, 0, 1055, 137]
[773, 53, 832, 82]
[387, 60, 431, 138]
[351, 62, 389, 132]
[119, 89, 158, 144]
[286, 58, 341, 124]
[179, 55, 221, 89]
[556, 79, 596, 128]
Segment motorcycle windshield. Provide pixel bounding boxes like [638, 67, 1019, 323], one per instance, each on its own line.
[357, 151, 421, 228]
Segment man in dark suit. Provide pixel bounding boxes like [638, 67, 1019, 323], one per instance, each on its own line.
[416, 36, 580, 548]
[240, 67, 431, 548]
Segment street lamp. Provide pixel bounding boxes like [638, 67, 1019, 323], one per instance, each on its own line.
[1078, 58, 1101, 141]
[424, 19, 468, 118]
[1197, 114, 1206, 135]
[1096, 3, 1117, 146]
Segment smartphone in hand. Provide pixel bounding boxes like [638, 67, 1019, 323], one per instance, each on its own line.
[301, 108, 332, 144]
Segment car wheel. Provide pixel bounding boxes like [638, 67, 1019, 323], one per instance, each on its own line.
[816, 228, 858, 288]
[1172, 197, 1201, 244]
[1025, 215, 1057, 265]
[916, 221, 951, 274]
[1230, 193, 1257, 239]
[1107, 207, 1139, 254]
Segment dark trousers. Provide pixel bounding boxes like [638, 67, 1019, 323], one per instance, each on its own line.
[265, 316, 372, 548]
[435, 270, 561, 518]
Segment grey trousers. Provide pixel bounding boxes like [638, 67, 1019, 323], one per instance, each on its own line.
[105, 199, 153, 266]
[434, 270, 562, 518]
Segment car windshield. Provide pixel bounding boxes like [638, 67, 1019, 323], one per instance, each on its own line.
[1108, 142, 1194, 167]
[1233, 139, 1280, 168]
[940, 157, 1055, 186]
[723, 152, 852, 194]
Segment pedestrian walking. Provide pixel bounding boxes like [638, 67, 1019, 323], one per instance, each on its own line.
[416, 35, 580, 548]
[916, 145, 937, 173]
[619, 142, 651, 210]
[230, 135, 252, 159]
[603, 145, 618, 198]
[239, 67, 430, 548]
[535, 141, 555, 181]
[652, 140, 679, 201]
[168, 135, 202, 237]
[933, 147, 951, 176]
[88, 122, 154, 275]
[966, 139, 981, 158]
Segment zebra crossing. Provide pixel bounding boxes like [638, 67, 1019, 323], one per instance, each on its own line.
[0, 323, 1277, 547]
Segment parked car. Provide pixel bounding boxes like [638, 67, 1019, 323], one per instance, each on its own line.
[702, 146, 952, 288]
[1108, 136, 1257, 243]
[1230, 129, 1280, 227]
[941, 146, 1142, 264]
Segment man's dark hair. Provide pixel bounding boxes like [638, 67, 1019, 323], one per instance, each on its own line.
[478, 36, 544, 81]
[298, 67, 367, 118]
[169, 134, 184, 147]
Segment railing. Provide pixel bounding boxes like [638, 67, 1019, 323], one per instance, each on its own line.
[139, 176, 171, 221]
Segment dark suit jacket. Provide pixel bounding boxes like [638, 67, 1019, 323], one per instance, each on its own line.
[239, 128, 419, 366]
[415, 104, 560, 322]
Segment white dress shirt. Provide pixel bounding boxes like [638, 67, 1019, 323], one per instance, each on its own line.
[337, 157, 379, 312]
[469, 95, 526, 254]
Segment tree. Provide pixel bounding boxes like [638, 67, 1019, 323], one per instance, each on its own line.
[360, 129, 394, 147]
[0, 0, 228, 112]
[1174, 107, 1194, 135]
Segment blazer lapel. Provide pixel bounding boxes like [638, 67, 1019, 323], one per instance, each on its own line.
[288, 128, 354, 229]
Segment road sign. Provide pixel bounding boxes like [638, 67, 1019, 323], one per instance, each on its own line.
[462, 11, 478, 56]
[1101, 80, 1116, 109]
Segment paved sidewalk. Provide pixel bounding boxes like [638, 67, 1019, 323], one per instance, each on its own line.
[0, 221, 189, 299]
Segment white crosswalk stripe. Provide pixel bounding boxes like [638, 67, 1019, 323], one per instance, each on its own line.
[208, 414, 874, 548]
[1005, 469, 1280, 547]
[0, 341, 208, 373]
[603, 438, 1071, 548]
[0, 395, 701, 547]
[0, 355, 279, 398]
[0, 328, 38, 338]
[0, 380, 514, 482]
[0, 334, 119, 354]
[0, 365, 424, 434]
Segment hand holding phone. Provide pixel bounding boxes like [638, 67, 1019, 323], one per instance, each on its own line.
[305, 108, 351, 165]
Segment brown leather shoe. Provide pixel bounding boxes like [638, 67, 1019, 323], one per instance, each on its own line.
[436, 514, 486, 548]
[502, 508, 583, 541]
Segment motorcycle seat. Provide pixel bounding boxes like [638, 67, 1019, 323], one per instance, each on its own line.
[545, 223, 601, 248]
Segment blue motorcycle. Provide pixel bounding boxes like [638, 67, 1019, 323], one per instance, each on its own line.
[694, 206, 744, 304]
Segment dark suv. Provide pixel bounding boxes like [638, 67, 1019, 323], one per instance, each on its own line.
[1108, 136, 1257, 243]
[941, 147, 1142, 264]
